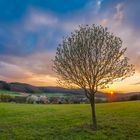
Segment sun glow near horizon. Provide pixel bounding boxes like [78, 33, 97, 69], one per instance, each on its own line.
[9, 71, 139, 93]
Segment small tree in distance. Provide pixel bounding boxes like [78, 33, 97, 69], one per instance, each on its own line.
[53, 24, 134, 130]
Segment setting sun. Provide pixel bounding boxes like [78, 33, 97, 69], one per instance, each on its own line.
[110, 91, 114, 95]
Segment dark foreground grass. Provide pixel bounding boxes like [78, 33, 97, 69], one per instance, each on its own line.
[0, 101, 139, 140]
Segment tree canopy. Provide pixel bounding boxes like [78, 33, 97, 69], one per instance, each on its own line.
[54, 25, 134, 94]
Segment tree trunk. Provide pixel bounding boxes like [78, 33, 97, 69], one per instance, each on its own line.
[90, 94, 97, 130]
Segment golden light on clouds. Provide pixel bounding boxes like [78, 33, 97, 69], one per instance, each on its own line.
[12, 70, 139, 93]
[14, 71, 140, 93]
[102, 72, 140, 93]
[26, 74, 57, 86]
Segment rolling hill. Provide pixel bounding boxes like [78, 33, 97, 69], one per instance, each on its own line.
[0, 81, 140, 98]
[0, 81, 106, 97]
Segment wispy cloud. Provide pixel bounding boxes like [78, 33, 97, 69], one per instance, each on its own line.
[131, 82, 140, 85]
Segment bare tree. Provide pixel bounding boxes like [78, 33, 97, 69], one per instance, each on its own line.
[53, 24, 135, 129]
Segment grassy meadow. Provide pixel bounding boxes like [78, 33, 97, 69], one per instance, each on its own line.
[0, 90, 76, 98]
[36, 93, 67, 97]
[0, 90, 20, 96]
[0, 101, 139, 140]
[0, 90, 68, 98]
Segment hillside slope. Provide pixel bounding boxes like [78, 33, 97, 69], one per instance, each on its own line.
[0, 81, 140, 99]
[0, 81, 106, 97]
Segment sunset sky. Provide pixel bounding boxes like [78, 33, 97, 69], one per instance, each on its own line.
[0, 0, 140, 93]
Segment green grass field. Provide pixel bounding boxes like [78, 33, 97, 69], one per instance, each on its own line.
[36, 93, 66, 97]
[0, 101, 139, 140]
[0, 90, 72, 97]
[0, 90, 20, 96]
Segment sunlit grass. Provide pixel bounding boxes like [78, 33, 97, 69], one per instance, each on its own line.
[36, 93, 66, 97]
[0, 90, 20, 96]
[0, 101, 139, 140]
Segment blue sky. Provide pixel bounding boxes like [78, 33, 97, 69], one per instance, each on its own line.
[0, 0, 140, 92]
[0, 0, 139, 55]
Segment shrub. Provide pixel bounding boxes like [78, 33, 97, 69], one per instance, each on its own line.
[13, 96, 27, 103]
[48, 97, 59, 104]
[26, 95, 39, 104]
[0, 94, 14, 102]
[129, 95, 140, 101]
[95, 98, 106, 103]
[37, 96, 48, 104]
